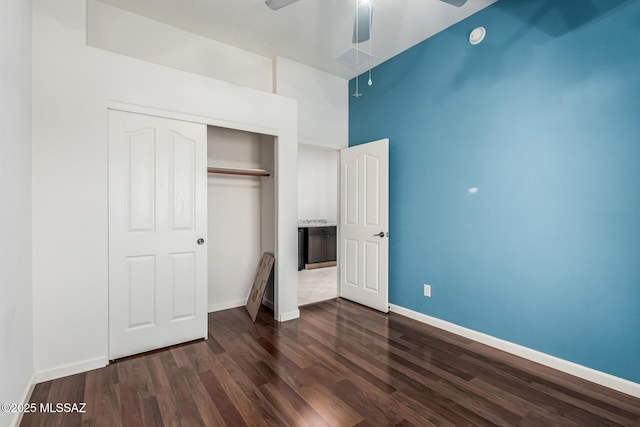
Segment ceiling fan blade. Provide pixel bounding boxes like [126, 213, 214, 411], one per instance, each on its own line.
[439, 0, 469, 6]
[352, 2, 373, 43]
[265, 0, 300, 10]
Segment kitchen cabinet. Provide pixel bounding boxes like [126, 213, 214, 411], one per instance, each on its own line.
[306, 226, 337, 265]
[298, 228, 305, 271]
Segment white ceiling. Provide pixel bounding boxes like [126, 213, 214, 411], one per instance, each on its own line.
[97, 0, 497, 80]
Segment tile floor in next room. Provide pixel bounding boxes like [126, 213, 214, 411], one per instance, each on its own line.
[298, 266, 337, 306]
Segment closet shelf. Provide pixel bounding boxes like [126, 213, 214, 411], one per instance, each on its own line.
[207, 166, 271, 177]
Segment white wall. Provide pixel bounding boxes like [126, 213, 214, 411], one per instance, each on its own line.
[207, 127, 268, 311]
[260, 136, 276, 306]
[32, 0, 298, 382]
[0, 0, 34, 426]
[274, 58, 344, 225]
[274, 57, 348, 149]
[298, 146, 339, 223]
[87, 0, 273, 92]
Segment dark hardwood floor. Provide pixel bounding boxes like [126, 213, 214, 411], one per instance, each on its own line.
[22, 298, 640, 426]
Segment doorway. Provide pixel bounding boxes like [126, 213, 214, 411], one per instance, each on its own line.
[297, 145, 339, 306]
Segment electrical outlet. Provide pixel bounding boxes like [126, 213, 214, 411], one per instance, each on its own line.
[423, 284, 431, 297]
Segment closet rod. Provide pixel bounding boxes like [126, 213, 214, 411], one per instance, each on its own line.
[207, 166, 271, 177]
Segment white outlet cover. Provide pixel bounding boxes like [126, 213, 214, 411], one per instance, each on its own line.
[424, 284, 431, 297]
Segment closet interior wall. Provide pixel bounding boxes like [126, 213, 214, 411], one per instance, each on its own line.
[207, 126, 274, 312]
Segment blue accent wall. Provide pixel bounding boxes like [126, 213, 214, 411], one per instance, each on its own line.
[349, 0, 640, 383]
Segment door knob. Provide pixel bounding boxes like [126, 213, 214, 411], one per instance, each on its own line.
[197, 238, 205, 245]
[373, 232, 385, 237]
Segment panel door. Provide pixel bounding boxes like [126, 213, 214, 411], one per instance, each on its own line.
[339, 139, 389, 312]
[108, 110, 207, 359]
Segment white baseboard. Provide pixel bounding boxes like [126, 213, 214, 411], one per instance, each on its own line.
[389, 304, 640, 399]
[35, 356, 108, 383]
[259, 299, 299, 322]
[208, 298, 247, 313]
[9, 371, 36, 427]
[277, 309, 300, 322]
[208, 298, 288, 322]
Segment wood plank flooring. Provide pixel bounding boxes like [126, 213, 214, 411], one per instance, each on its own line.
[21, 298, 640, 426]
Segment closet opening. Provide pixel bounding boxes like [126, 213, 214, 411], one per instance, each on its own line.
[206, 126, 276, 313]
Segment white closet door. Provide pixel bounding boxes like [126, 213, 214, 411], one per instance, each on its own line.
[108, 110, 207, 359]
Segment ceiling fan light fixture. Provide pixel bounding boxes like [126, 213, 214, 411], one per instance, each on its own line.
[265, 0, 300, 11]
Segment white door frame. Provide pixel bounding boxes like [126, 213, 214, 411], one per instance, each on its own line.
[108, 100, 299, 323]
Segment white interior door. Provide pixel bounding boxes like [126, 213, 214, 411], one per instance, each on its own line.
[108, 110, 207, 359]
[340, 138, 389, 312]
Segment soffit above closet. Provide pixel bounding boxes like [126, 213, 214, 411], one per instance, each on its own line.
[95, 0, 496, 80]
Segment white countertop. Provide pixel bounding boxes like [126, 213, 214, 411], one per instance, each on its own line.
[298, 220, 337, 228]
